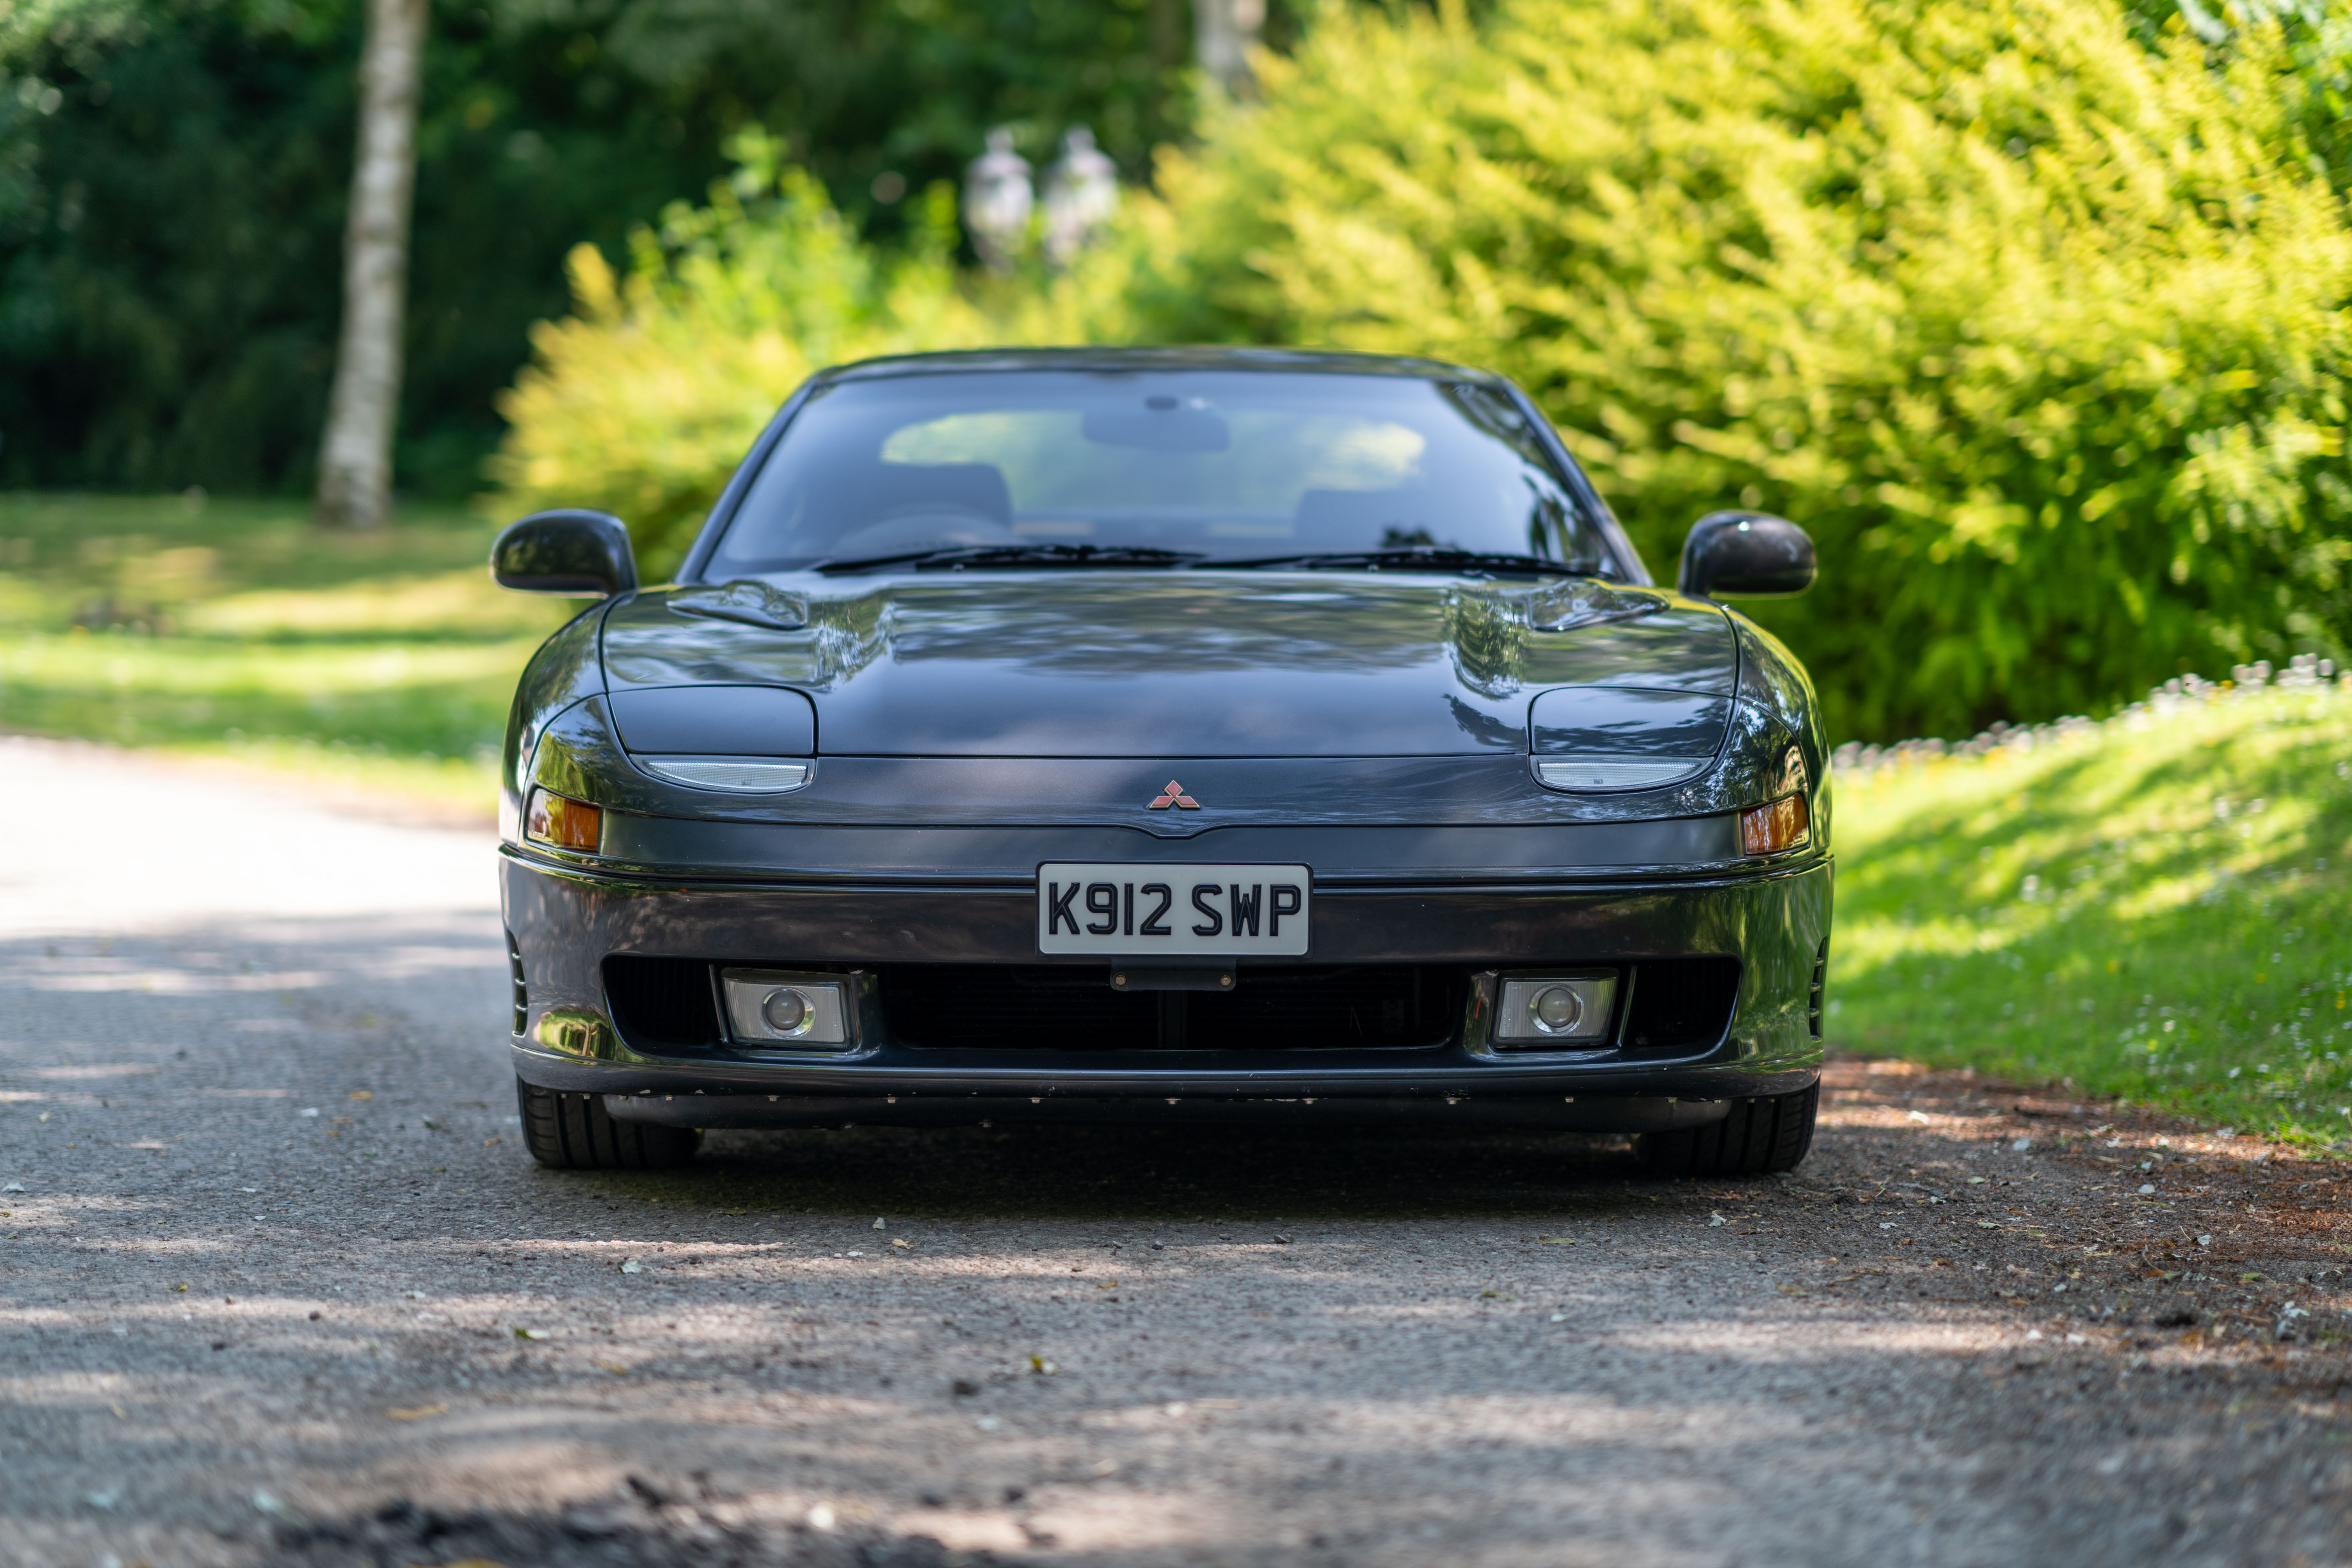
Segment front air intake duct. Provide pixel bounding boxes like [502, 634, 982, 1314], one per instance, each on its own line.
[1620, 957, 1743, 1055]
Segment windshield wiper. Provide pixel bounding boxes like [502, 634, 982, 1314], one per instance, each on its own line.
[1210, 547, 1577, 577]
[814, 543, 1205, 574]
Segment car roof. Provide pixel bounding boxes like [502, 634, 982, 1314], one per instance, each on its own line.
[813, 345, 1510, 386]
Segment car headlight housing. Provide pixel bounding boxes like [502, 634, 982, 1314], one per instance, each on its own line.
[608, 684, 818, 793]
[1527, 688, 1730, 794]
[634, 758, 812, 793]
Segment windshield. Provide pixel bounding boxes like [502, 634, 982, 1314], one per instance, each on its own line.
[703, 369, 1617, 574]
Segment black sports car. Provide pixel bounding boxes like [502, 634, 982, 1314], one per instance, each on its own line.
[493, 348, 1830, 1178]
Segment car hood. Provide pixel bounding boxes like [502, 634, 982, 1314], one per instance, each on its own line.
[599, 572, 1737, 758]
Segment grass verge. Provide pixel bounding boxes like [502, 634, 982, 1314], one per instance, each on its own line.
[1832, 665, 2352, 1148]
[0, 492, 573, 818]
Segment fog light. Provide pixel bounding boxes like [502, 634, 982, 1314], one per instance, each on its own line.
[1530, 985, 1585, 1035]
[760, 987, 811, 1036]
[1495, 974, 1618, 1047]
[719, 969, 852, 1048]
[524, 788, 601, 852]
[1739, 794, 1811, 856]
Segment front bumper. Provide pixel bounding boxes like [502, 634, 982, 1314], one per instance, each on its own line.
[501, 830, 1830, 1130]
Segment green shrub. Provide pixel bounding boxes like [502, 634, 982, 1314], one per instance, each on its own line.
[488, 129, 1134, 577]
[1132, 0, 2352, 740]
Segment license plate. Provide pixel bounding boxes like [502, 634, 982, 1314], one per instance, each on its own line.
[1036, 863, 1311, 956]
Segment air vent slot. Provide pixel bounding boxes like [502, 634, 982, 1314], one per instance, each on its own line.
[603, 956, 724, 1050]
[1808, 939, 1828, 1039]
[1189, 966, 1460, 1050]
[881, 965, 1461, 1051]
[888, 966, 1156, 1050]
[1621, 957, 1742, 1055]
[506, 930, 528, 1036]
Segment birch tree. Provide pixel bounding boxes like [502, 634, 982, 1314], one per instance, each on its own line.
[314, 0, 427, 529]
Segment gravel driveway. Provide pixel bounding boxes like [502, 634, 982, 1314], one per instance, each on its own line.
[3, 738, 2348, 1568]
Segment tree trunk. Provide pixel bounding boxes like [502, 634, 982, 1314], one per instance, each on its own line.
[1194, 0, 1264, 98]
[315, 0, 428, 530]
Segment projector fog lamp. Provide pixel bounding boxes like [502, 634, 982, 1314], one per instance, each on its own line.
[760, 988, 810, 1035]
[1494, 974, 1618, 1048]
[719, 970, 852, 1049]
[1530, 985, 1585, 1035]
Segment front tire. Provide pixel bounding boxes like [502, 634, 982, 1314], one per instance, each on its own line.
[1635, 1081, 1818, 1177]
[516, 1078, 700, 1170]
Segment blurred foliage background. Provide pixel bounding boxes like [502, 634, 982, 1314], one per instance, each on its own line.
[10, 0, 2352, 742]
[0, 0, 1304, 498]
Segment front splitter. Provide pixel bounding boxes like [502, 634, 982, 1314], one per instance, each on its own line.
[596, 1088, 1736, 1133]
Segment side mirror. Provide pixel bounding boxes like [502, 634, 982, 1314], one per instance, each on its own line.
[490, 510, 638, 598]
[1678, 510, 1815, 599]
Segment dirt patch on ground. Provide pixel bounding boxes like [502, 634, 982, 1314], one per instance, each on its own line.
[1815, 1055, 2352, 1362]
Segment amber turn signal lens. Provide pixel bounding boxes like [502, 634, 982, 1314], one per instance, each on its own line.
[525, 788, 601, 852]
[1739, 794, 1810, 856]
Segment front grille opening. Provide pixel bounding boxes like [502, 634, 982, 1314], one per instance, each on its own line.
[506, 929, 528, 1035]
[883, 964, 1462, 1051]
[1190, 966, 1461, 1050]
[1808, 939, 1829, 1038]
[604, 956, 722, 1050]
[1621, 957, 1742, 1055]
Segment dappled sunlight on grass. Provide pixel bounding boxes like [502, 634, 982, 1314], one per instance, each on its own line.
[1834, 676, 2352, 1146]
[0, 493, 574, 814]
[183, 567, 566, 643]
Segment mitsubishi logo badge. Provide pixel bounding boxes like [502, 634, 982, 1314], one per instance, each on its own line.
[1148, 779, 1200, 810]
